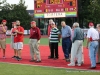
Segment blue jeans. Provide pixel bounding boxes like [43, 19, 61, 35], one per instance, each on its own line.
[62, 37, 71, 59]
[89, 41, 98, 67]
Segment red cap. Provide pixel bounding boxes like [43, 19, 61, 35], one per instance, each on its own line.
[2, 20, 7, 22]
[89, 22, 94, 26]
[12, 22, 16, 24]
[31, 21, 36, 24]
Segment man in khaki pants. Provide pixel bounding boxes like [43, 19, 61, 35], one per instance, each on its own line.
[0, 20, 7, 58]
[96, 24, 100, 64]
[29, 21, 41, 63]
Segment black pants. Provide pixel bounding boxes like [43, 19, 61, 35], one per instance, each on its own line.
[49, 41, 51, 55]
[50, 43, 58, 58]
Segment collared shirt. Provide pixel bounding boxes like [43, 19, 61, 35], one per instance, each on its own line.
[49, 27, 60, 43]
[87, 27, 99, 40]
[72, 27, 84, 43]
[61, 25, 71, 38]
[30, 27, 41, 40]
[0, 25, 7, 39]
[14, 26, 24, 42]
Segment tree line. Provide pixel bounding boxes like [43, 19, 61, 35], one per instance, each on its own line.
[0, 0, 100, 29]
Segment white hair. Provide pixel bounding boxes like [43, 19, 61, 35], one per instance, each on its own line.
[73, 22, 79, 27]
[49, 19, 53, 24]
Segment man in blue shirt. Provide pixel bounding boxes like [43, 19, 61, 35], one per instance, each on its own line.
[61, 21, 72, 61]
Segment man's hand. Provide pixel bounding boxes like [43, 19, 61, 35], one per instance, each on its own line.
[15, 30, 18, 33]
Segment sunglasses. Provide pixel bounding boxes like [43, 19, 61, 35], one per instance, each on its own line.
[16, 25, 20, 26]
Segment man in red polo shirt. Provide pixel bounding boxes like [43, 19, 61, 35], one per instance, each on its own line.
[29, 21, 41, 63]
[14, 20, 24, 61]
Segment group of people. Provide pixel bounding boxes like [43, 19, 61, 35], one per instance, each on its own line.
[0, 20, 41, 62]
[0, 19, 100, 69]
[48, 19, 100, 69]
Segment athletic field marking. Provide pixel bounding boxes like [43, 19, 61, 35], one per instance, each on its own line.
[0, 62, 100, 72]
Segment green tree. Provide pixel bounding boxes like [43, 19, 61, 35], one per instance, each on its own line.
[0, 0, 32, 29]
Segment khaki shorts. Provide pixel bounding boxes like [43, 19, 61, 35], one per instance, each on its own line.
[14, 42, 23, 50]
[0, 39, 6, 49]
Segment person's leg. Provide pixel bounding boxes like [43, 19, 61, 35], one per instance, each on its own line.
[34, 39, 41, 62]
[48, 41, 51, 57]
[97, 42, 100, 63]
[54, 43, 58, 59]
[17, 42, 23, 60]
[68, 40, 79, 66]
[77, 41, 83, 66]
[62, 39, 66, 59]
[65, 38, 71, 60]
[49, 43, 54, 58]
[89, 42, 98, 68]
[29, 39, 35, 61]
[1, 39, 6, 58]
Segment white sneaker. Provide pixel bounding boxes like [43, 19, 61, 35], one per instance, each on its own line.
[67, 63, 75, 66]
[77, 64, 81, 66]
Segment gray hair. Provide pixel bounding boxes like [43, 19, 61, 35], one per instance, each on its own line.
[73, 22, 79, 27]
[97, 24, 100, 27]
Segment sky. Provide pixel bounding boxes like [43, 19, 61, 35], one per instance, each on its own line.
[6, 0, 34, 10]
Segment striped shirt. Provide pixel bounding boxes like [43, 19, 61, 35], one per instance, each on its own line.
[49, 27, 60, 43]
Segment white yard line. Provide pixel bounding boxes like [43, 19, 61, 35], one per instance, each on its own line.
[0, 62, 100, 72]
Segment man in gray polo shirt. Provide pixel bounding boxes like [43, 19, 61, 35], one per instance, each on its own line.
[61, 21, 72, 61]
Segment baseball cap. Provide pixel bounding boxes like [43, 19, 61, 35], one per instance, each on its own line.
[2, 20, 7, 22]
[89, 22, 94, 26]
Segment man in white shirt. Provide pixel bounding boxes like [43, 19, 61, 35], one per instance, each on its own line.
[87, 22, 99, 69]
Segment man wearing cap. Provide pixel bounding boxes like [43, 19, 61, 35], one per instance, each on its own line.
[10, 22, 17, 58]
[49, 22, 60, 59]
[29, 21, 41, 63]
[61, 21, 72, 62]
[0, 20, 7, 58]
[87, 22, 99, 69]
[13, 20, 24, 61]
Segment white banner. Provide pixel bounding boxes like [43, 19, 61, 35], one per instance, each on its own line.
[44, 12, 65, 18]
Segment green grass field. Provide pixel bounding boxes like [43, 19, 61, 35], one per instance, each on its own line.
[0, 38, 99, 75]
[6, 38, 87, 46]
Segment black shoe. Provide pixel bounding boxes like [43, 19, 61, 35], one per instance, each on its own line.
[96, 62, 100, 64]
[48, 56, 51, 58]
[16, 56, 22, 61]
[48, 57, 54, 59]
[89, 67, 96, 69]
[66, 59, 70, 62]
[12, 56, 16, 59]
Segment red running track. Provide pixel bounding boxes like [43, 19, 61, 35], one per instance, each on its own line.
[0, 44, 100, 70]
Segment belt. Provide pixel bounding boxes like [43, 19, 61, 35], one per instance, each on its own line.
[92, 40, 99, 41]
[62, 36, 70, 39]
[0, 38, 5, 40]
